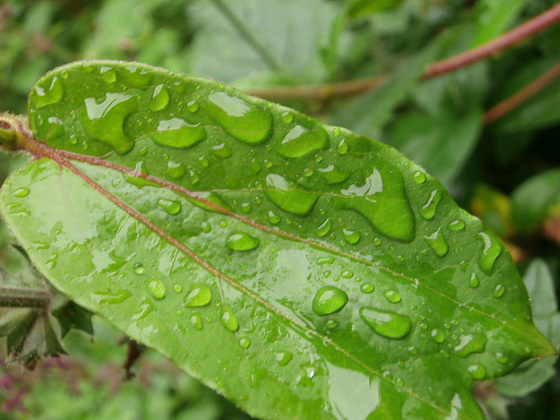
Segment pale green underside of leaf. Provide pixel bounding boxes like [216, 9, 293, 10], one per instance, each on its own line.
[0, 60, 555, 420]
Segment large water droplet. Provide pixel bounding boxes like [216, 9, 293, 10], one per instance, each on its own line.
[190, 312, 203, 330]
[342, 228, 360, 244]
[448, 220, 466, 231]
[151, 118, 206, 149]
[477, 232, 502, 274]
[166, 161, 186, 179]
[413, 171, 426, 184]
[424, 228, 448, 257]
[454, 334, 487, 357]
[276, 125, 329, 158]
[275, 351, 293, 366]
[210, 143, 233, 158]
[265, 174, 318, 216]
[95, 289, 132, 304]
[100, 67, 117, 83]
[157, 198, 182, 215]
[431, 328, 446, 343]
[81, 93, 137, 154]
[226, 232, 260, 251]
[469, 273, 480, 288]
[206, 92, 272, 144]
[316, 219, 332, 237]
[384, 290, 402, 303]
[149, 84, 170, 111]
[468, 363, 487, 380]
[221, 304, 239, 332]
[146, 279, 166, 300]
[185, 285, 212, 307]
[419, 189, 443, 220]
[317, 165, 350, 185]
[120, 65, 153, 87]
[312, 286, 348, 316]
[34, 76, 64, 108]
[13, 187, 30, 197]
[359, 307, 412, 339]
[336, 165, 415, 241]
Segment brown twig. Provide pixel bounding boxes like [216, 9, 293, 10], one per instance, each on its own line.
[243, 4, 560, 101]
[483, 61, 560, 125]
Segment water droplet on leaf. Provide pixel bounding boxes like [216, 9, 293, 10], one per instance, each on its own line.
[226, 232, 260, 251]
[239, 338, 251, 349]
[361, 283, 374, 294]
[13, 187, 30, 197]
[431, 329, 446, 343]
[151, 118, 206, 149]
[221, 304, 239, 332]
[493, 284, 505, 298]
[166, 161, 186, 179]
[265, 174, 318, 216]
[413, 171, 426, 184]
[312, 286, 348, 316]
[275, 351, 293, 366]
[477, 232, 502, 274]
[185, 285, 212, 307]
[34, 76, 64, 108]
[149, 84, 170, 111]
[316, 219, 332, 237]
[359, 307, 412, 339]
[146, 279, 166, 300]
[190, 312, 203, 330]
[424, 228, 449, 257]
[419, 189, 443, 220]
[469, 274, 480, 288]
[468, 363, 486, 380]
[455, 334, 487, 357]
[448, 220, 466, 231]
[385, 290, 402, 303]
[157, 198, 182, 215]
[276, 125, 329, 158]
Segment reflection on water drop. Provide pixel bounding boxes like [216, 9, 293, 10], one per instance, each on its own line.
[166, 161, 186, 179]
[151, 118, 206, 149]
[221, 304, 239, 332]
[149, 84, 170, 111]
[359, 307, 412, 339]
[13, 187, 30, 197]
[454, 334, 487, 357]
[276, 125, 329, 158]
[469, 273, 480, 288]
[477, 232, 502, 274]
[239, 338, 251, 349]
[133, 263, 144, 274]
[413, 171, 426, 184]
[146, 279, 166, 300]
[185, 285, 212, 307]
[226, 232, 260, 251]
[343, 229, 360, 244]
[419, 189, 443, 220]
[493, 284, 505, 298]
[384, 290, 402, 303]
[312, 286, 348, 316]
[316, 219, 332, 237]
[190, 312, 203, 330]
[468, 363, 486, 380]
[424, 228, 448, 257]
[158, 198, 182, 215]
[34, 76, 64, 108]
[361, 283, 374, 294]
[275, 351, 293, 366]
[265, 174, 318, 216]
[431, 329, 445, 343]
[448, 220, 466, 231]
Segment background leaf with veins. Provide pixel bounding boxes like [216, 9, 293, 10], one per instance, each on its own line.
[0, 61, 555, 419]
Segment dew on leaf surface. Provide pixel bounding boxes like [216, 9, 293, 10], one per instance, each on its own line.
[146, 279, 166, 300]
[133, 263, 144, 274]
[361, 283, 374, 294]
[469, 274, 480, 288]
[166, 161, 186, 179]
[149, 84, 170, 111]
[413, 171, 426, 184]
[359, 307, 412, 339]
[12, 187, 30, 197]
[190, 312, 203, 330]
[384, 290, 402, 303]
[151, 118, 206, 149]
[157, 198, 182, 215]
[342, 228, 360, 244]
[34, 76, 64, 108]
[312, 286, 348, 316]
[454, 334, 487, 357]
[477, 232, 502, 274]
[424, 228, 449, 257]
[419, 189, 443, 221]
[448, 220, 466, 231]
[185, 285, 212, 307]
[431, 329, 446, 343]
[226, 232, 260, 251]
[239, 338, 251, 349]
[275, 351, 293, 366]
[265, 174, 318, 215]
[221, 304, 240, 332]
[493, 284, 506, 298]
[276, 125, 329, 158]
[316, 219, 332, 237]
[468, 363, 487, 380]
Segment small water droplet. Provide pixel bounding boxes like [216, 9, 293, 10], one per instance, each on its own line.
[419, 189, 443, 220]
[151, 118, 206, 149]
[342, 228, 360, 244]
[221, 304, 239, 332]
[185, 285, 212, 307]
[173, 284, 183, 293]
[13, 187, 30, 197]
[312, 286, 348, 316]
[469, 273, 480, 288]
[187, 100, 199, 113]
[361, 283, 374, 294]
[424, 228, 449, 257]
[341, 270, 353, 279]
[493, 284, 505, 298]
[359, 307, 412, 339]
[146, 279, 166, 300]
[477, 232, 502, 275]
[496, 353, 509, 364]
[201, 221, 212, 233]
[385, 290, 402, 303]
[190, 312, 203, 330]
[157, 198, 182, 215]
[210, 143, 233, 158]
[316, 219, 332, 237]
[166, 161, 186, 179]
[281, 111, 294, 122]
[149, 84, 170, 111]
[326, 320, 339, 329]
[100, 67, 117, 83]
[317, 257, 335, 265]
[206, 92, 272, 144]
[413, 171, 426, 184]
[455, 334, 487, 357]
[34, 76, 64, 108]
[337, 139, 348, 155]
[276, 125, 329, 158]
[373, 237, 382, 246]
[226, 232, 260, 251]
[239, 337, 251, 349]
[267, 211, 281, 224]
[448, 220, 466, 231]
[133, 263, 145, 274]
[431, 329, 446, 343]
[468, 363, 486, 380]
[275, 351, 293, 366]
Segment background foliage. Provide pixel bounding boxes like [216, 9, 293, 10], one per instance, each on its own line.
[0, 0, 559, 418]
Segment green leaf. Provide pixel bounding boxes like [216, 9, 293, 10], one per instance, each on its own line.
[189, 0, 339, 84]
[511, 169, 560, 232]
[496, 259, 560, 397]
[470, 0, 529, 47]
[384, 109, 482, 186]
[0, 60, 555, 419]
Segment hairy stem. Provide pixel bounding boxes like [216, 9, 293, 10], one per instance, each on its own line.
[483, 61, 560, 125]
[244, 4, 560, 100]
[0, 287, 50, 308]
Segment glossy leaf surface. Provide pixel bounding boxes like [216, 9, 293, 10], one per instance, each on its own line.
[0, 61, 555, 419]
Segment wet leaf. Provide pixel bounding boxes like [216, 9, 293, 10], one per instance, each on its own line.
[0, 61, 555, 419]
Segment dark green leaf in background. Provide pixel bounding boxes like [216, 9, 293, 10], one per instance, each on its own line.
[0, 61, 555, 419]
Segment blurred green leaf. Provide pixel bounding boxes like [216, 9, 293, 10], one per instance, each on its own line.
[496, 259, 560, 397]
[347, 0, 405, 19]
[384, 109, 482, 186]
[471, 0, 529, 46]
[470, 184, 513, 238]
[511, 169, 560, 232]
